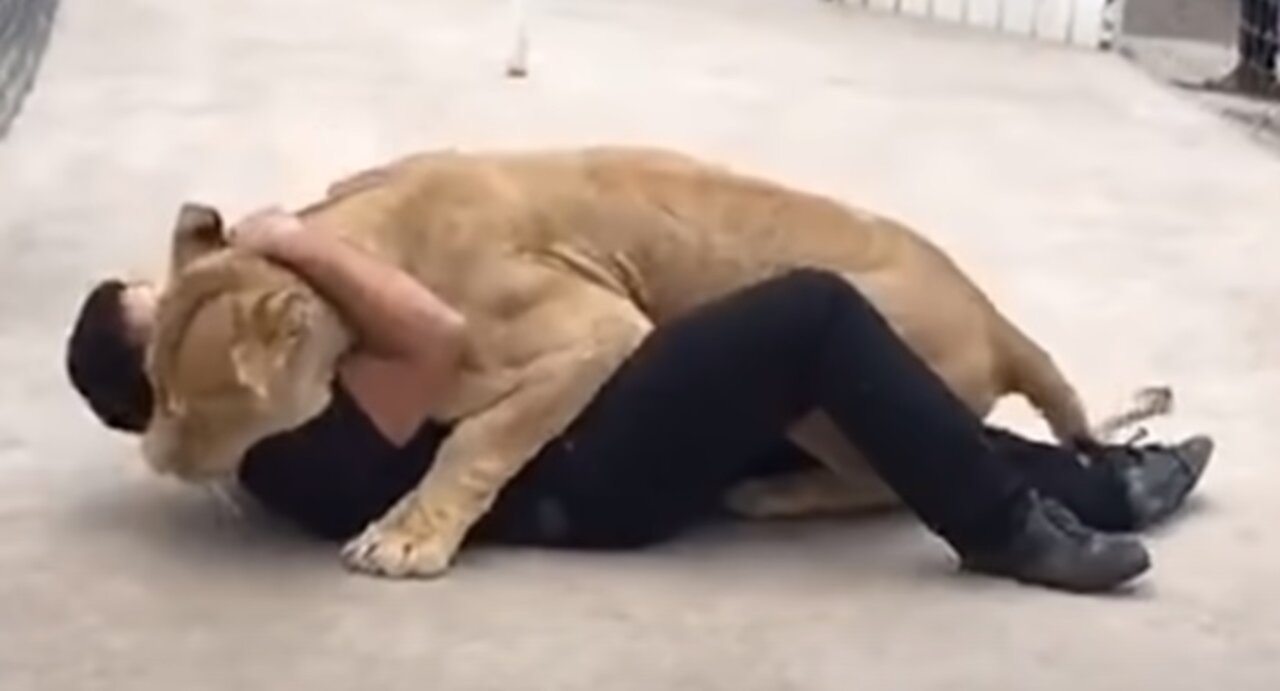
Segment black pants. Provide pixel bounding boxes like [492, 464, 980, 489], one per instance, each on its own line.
[486, 270, 1133, 553]
[1242, 0, 1279, 71]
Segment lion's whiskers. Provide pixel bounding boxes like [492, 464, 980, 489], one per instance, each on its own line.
[202, 480, 245, 520]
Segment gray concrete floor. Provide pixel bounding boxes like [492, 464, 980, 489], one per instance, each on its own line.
[3, 0, 1280, 689]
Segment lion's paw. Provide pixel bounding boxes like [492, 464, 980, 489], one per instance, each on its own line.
[340, 521, 455, 579]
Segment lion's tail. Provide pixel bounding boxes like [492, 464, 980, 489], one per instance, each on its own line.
[995, 317, 1092, 446]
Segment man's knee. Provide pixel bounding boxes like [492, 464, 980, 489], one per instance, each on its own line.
[774, 268, 849, 298]
[772, 268, 878, 327]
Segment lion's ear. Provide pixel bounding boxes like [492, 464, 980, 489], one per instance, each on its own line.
[230, 291, 313, 399]
[248, 289, 312, 342]
[170, 202, 226, 276]
[229, 341, 272, 400]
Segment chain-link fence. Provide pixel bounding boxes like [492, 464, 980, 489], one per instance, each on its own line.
[1116, 0, 1279, 146]
[0, 0, 59, 138]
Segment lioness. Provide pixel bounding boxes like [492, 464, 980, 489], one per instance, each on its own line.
[144, 146, 1096, 578]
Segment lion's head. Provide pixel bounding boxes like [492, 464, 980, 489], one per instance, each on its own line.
[140, 203, 351, 481]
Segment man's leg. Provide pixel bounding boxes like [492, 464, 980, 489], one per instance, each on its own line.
[723, 425, 1212, 531]
[505, 270, 1149, 591]
[500, 273, 897, 548]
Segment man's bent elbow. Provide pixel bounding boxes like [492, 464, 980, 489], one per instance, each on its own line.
[412, 308, 468, 372]
[435, 311, 468, 362]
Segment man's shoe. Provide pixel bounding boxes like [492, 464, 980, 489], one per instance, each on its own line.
[1094, 435, 1214, 530]
[962, 493, 1151, 593]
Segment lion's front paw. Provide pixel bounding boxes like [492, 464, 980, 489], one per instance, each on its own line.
[340, 521, 456, 579]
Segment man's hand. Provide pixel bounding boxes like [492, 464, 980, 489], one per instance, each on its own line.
[226, 207, 307, 259]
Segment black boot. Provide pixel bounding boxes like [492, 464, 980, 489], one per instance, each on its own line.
[962, 492, 1151, 593]
[1093, 435, 1214, 530]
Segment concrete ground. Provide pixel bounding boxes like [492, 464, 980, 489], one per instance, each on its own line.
[3, 0, 1280, 688]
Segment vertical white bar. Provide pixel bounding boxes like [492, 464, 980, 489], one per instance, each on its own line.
[933, 0, 966, 23]
[967, 0, 1001, 29]
[505, 0, 529, 77]
[1033, 0, 1073, 42]
[868, 0, 899, 15]
[901, 0, 931, 18]
[1000, 0, 1037, 36]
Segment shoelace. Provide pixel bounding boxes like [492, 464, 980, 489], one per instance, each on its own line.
[1120, 426, 1150, 447]
[1101, 428, 1182, 471]
[1040, 497, 1096, 543]
[205, 482, 245, 519]
[1111, 435, 1199, 480]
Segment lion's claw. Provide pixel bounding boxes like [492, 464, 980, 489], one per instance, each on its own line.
[341, 522, 454, 579]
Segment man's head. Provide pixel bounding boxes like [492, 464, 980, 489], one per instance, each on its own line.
[67, 202, 349, 482]
[65, 278, 160, 433]
[64, 203, 225, 436]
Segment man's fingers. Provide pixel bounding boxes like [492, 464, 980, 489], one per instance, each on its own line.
[225, 207, 306, 257]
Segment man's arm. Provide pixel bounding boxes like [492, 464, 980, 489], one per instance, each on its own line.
[229, 208, 465, 362]
[227, 208, 466, 439]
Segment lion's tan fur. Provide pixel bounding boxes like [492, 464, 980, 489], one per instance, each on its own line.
[144, 146, 1091, 576]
